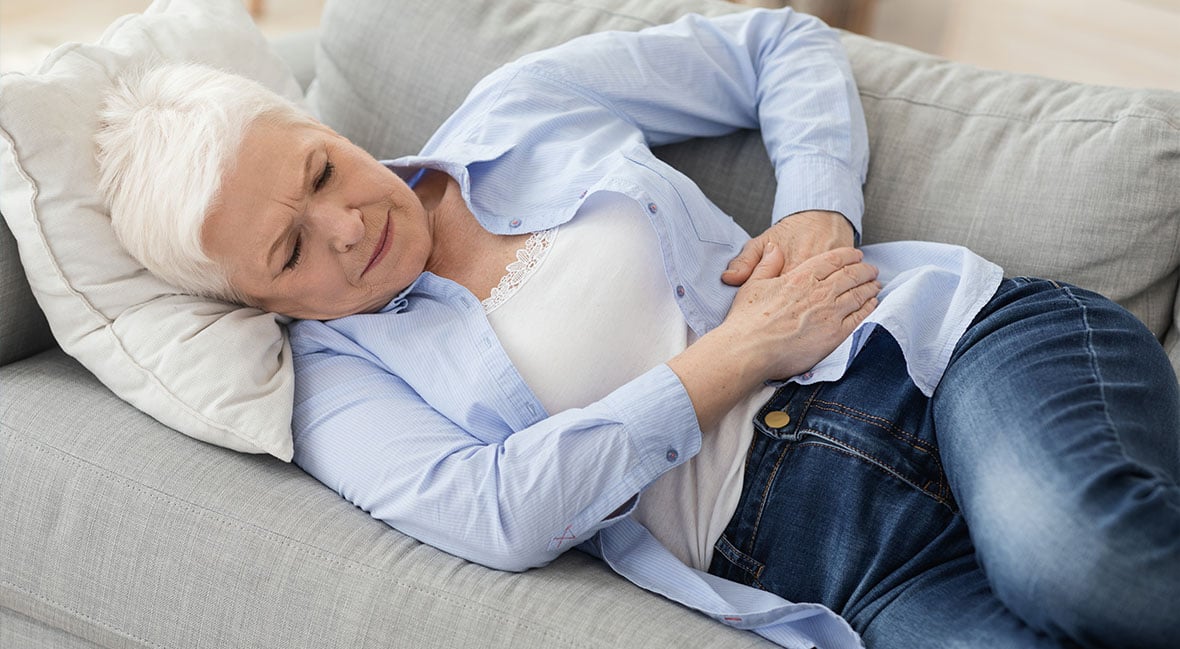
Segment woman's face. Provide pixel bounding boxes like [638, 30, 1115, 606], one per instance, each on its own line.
[202, 119, 431, 320]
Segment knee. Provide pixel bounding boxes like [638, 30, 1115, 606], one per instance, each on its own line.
[967, 464, 1180, 647]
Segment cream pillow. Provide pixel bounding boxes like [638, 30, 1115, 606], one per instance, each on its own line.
[0, 0, 300, 459]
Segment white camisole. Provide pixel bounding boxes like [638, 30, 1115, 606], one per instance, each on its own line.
[483, 192, 773, 569]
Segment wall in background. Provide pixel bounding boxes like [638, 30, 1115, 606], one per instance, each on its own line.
[3, 0, 1178, 90]
[737, 0, 1180, 90]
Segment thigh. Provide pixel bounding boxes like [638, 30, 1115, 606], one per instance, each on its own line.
[853, 518, 1075, 649]
[934, 278, 1180, 647]
[708, 326, 1087, 647]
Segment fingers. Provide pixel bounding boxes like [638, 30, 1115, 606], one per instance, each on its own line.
[748, 242, 785, 281]
[795, 246, 866, 281]
[835, 276, 881, 318]
[722, 238, 765, 286]
[842, 295, 879, 329]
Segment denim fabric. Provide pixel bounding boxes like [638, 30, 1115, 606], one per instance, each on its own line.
[709, 279, 1180, 649]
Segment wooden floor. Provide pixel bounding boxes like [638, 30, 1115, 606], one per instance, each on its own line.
[2, 0, 1178, 91]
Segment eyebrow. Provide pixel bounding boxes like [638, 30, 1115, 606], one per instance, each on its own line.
[265, 148, 317, 275]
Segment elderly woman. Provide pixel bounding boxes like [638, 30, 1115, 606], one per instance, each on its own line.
[95, 9, 1178, 649]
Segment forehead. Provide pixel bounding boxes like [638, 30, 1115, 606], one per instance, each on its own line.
[232, 119, 320, 182]
[201, 121, 322, 268]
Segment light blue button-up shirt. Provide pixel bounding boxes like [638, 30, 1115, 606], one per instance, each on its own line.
[290, 9, 1001, 648]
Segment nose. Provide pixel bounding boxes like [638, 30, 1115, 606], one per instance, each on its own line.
[308, 200, 365, 253]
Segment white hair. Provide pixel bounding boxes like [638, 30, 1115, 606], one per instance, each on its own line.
[95, 62, 313, 303]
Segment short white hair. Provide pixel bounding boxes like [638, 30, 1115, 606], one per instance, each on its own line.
[95, 62, 312, 303]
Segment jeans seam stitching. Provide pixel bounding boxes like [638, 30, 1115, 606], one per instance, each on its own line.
[805, 400, 950, 493]
[798, 429, 955, 509]
[745, 443, 793, 560]
[1057, 284, 1158, 501]
[808, 399, 936, 456]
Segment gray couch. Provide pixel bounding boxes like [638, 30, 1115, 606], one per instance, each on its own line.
[3, 0, 1178, 647]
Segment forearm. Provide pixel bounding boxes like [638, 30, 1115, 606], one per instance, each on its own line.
[681, 245, 880, 431]
[500, 9, 867, 231]
[666, 329, 768, 432]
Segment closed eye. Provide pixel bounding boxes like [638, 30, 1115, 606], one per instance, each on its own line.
[283, 236, 302, 271]
[314, 160, 334, 192]
[284, 159, 331, 272]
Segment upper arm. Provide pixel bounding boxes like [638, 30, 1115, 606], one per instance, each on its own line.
[502, 9, 869, 229]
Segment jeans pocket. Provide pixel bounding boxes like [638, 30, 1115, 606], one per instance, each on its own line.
[752, 330, 955, 509]
[792, 427, 947, 505]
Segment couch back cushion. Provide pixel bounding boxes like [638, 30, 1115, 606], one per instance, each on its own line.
[312, 0, 1180, 374]
[843, 33, 1180, 343]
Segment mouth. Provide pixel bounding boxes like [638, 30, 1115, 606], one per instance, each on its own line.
[362, 212, 392, 276]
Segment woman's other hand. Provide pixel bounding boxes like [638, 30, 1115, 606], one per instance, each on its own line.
[722, 210, 855, 285]
[667, 245, 877, 432]
[722, 244, 879, 381]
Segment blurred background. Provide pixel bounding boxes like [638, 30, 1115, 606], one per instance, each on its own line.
[2, 0, 1178, 90]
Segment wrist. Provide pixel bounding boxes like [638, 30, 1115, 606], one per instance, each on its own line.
[667, 328, 766, 431]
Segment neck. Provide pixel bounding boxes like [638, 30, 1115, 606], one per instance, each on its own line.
[413, 169, 532, 300]
[417, 170, 482, 281]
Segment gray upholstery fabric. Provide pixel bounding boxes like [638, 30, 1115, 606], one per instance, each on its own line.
[5, 0, 1180, 646]
[843, 34, 1180, 337]
[0, 608, 105, 649]
[308, 0, 743, 161]
[269, 29, 319, 92]
[1, 350, 775, 648]
[0, 215, 55, 366]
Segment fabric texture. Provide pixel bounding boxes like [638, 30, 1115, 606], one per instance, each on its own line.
[0, 350, 776, 649]
[0, 219, 53, 366]
[0, 608, 106, 649]
[481, 194, 766, 571]
[0, 0, 300, 458]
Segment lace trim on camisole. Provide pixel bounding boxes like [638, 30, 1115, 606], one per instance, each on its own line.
[482, 228, 558, 313]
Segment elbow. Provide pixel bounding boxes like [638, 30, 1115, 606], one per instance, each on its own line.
[473, 540, 558, 573]
[478, 555, 541, 574]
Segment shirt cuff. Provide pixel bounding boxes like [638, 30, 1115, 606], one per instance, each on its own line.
[597, 363, 703, 482]
[771, 155, 865, 235]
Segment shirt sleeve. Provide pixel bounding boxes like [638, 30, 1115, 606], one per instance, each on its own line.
[499, 8, 869, 232]
[291, 339, 702, 573]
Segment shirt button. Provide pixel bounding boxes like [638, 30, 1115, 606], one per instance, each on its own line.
[647, 202, 658, 214]
[675, 285, 686, 298]
[665, 448, 679, 463]
[509, 218, 522, 228]
[764, 410, 791, 428]
[579, 190, 588, 199]
[802, 371, 814, 380]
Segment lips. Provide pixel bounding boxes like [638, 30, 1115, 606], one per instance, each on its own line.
[362, 213, 391, 276]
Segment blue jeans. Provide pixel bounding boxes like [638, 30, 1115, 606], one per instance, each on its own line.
[707, 278, 1180, 648]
